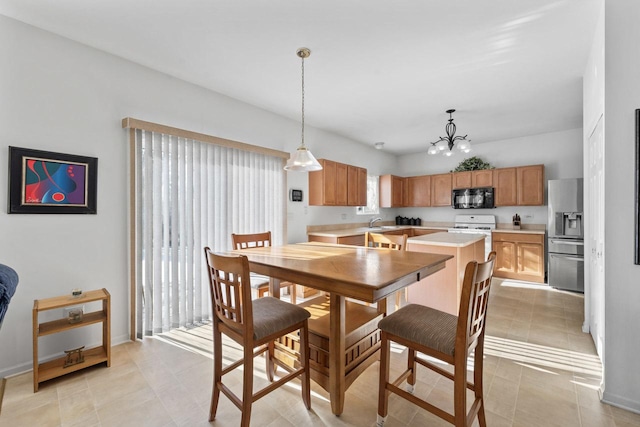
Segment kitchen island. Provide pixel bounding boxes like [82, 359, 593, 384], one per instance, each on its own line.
[407, 232, 485, 315]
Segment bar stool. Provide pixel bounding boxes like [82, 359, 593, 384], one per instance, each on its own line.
[203, 248, 311, 427]
[365, 232, 408, 310]
[377, 252, 497, 427]
[232, 231, 297, 304]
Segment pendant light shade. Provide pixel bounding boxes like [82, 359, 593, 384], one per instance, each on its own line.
[284, 145, 322, 171]
[284, 48, 322, 172]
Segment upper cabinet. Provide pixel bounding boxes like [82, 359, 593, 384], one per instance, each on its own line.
[338, 163, 543, 209]
[452, 170, 493, 189]
[493, 167, 517, 206]
[472, 170, 493, 188]
[430, 173, 452, 207]
[406, 175, 431, 207]
[493, 165, 544, 207]
[380, 175, 406, 207]
[346, 165, 368, 206]
[517, 164, 544, 205]
[452, 171, 472, 189]
[309, 159, 367, 206]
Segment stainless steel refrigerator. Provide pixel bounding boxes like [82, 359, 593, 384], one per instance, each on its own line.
[547, 178, 584, 292]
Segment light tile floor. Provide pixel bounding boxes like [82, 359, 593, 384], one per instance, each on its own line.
[2, 279, 640, 426]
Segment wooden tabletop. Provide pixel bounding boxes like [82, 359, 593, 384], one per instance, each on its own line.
[231, 242, 452, 303]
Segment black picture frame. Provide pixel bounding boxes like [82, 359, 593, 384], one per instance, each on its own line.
[636, 110, 640, 264]
[8, 146, 98, 214]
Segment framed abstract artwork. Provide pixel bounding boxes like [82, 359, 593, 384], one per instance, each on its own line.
[8, 147, 98, 214]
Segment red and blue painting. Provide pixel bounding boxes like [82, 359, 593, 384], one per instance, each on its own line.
[9, 147, 98, 214]
[24, 158, 87, 206]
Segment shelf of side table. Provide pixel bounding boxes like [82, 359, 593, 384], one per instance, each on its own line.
[32, 288, 111, 392]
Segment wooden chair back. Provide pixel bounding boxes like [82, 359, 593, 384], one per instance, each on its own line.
[232, 232, 271, 250]
[456, 251, 496, 358]
[203, 247, 253, 339]
[365, 232, 408, 251]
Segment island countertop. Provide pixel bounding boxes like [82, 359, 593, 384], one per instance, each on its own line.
[407, 232, 485, 247]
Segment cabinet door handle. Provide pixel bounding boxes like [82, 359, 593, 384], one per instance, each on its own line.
[550, 254, 584, 262]
[550, 239, 584, 246]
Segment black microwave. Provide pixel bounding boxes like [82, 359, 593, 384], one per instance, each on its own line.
[452, 187, 495, 209]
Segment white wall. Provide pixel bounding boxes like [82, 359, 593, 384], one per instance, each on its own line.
[396, 128, 583, 225]
[602, 0, 640, 412]
[0, 16, 395, 377]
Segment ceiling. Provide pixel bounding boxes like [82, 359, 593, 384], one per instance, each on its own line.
[0, 0, 601, 155]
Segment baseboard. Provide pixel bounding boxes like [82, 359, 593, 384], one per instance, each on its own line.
[0, 377, 6, 415]
[602, 390, 640, 414]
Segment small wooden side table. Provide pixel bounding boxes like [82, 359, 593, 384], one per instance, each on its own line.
[32, 288, 111, 392]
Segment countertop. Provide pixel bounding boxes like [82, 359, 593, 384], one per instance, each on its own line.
[307, 225, 448, 238]
[307, 223, 545, 238]
[407, 232, 485, 247]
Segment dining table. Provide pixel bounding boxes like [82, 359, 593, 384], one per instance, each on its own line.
[232, 242, 452, 416]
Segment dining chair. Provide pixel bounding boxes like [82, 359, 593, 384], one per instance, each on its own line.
[376, 252, 497, 427]
[203, 248, 311, 427]
[365, 232, 408, 310]
[231, 231, 297, 304]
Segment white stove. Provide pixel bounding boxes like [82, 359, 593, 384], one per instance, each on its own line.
[448, 214, 496, 258]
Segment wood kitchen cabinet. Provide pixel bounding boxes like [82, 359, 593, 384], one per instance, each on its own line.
[517, 164, 544, 205]
[380, 174, 406, 207]
[452, 170, 493, 189]
[430, 173, 452, 207]
[357, 166, 367, 206]
[492, 232, 545, 283]
[335, 162, 348, 206]
[309, 159, 367, 206]
[493, 167, 518, 206]
[406, 175, 431, 207]
[493, 165, 544, 207]
[473, 169, 493, 187]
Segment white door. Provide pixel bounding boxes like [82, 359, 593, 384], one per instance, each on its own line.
[587, 114, 605, 358]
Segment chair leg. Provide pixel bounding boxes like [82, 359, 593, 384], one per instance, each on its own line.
[300, 322, 311, 409]
[453, 361, 467, 427]
[209, 323, 223, 422]
[475, 343, 487, 427]
[377, 332, 390, 425]
[265, 341, 275, 382]
[407, 348, 417, 389]
[241, 344, 254, 427]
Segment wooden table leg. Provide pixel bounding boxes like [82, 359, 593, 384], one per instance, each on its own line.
[329, 293, 346, 415]
[269, 277, 281, 298]
[266, 277, 282, 380]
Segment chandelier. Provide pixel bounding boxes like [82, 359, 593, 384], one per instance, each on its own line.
[284, 48, 322, 172]
[427, 109, 471, 157]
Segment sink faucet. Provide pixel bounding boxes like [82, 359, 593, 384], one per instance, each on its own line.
[369, 217, 383, 228]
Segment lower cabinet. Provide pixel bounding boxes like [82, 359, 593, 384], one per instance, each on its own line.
[492, 232, 545, 283]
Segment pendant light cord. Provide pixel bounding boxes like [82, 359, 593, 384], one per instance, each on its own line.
[301, 54, 305, 148]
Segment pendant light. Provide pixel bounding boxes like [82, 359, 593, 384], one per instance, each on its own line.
[284, 48, 322, 172]
[427, 109, 472, 156]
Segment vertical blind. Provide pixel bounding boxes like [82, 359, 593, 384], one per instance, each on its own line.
[134, 129, 286, 338]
